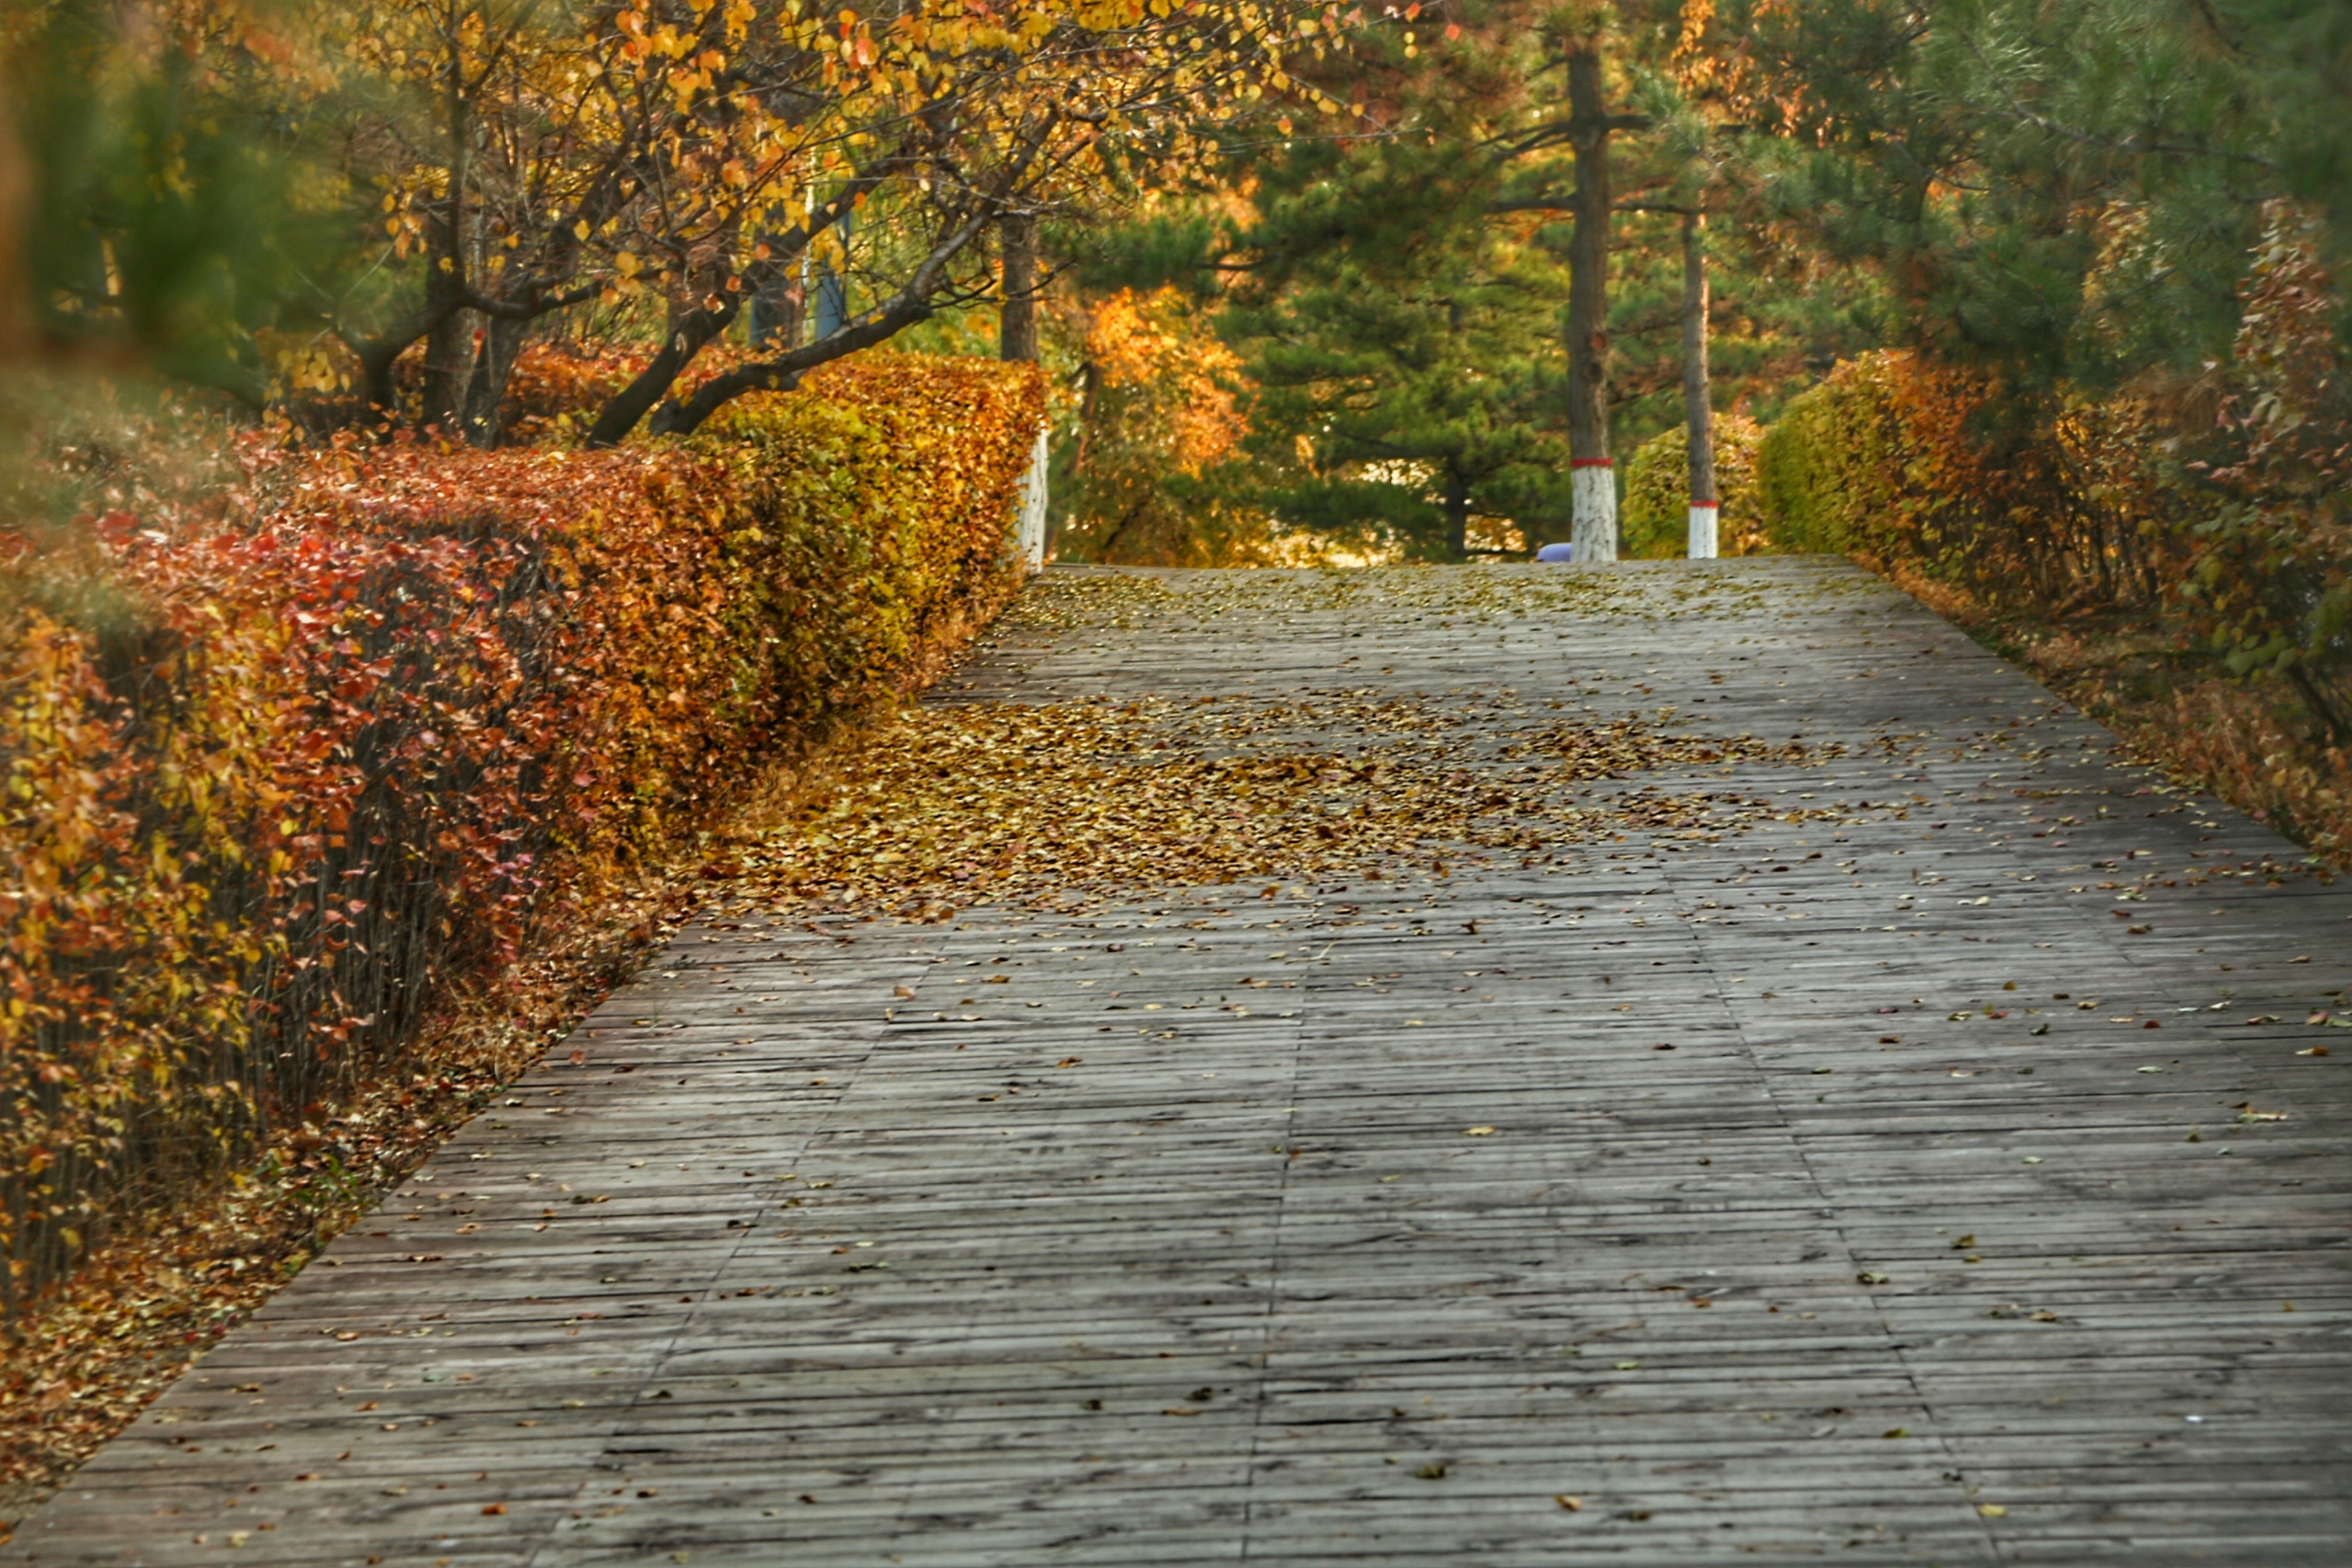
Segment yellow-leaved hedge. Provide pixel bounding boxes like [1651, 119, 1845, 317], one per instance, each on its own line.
[1620, 415, 1767, 558]
[0, 354, 1044, 1316]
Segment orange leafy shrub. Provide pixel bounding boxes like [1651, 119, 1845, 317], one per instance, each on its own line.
[0, 354, 1045, 1315]
[1757, 349, 2181, 611]
[1755, 216, 2351, 865]
[1056, 287, 1286, 567]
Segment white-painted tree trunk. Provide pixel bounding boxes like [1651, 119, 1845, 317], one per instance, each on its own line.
[1569, 462, 1617, 563]
[1681, 210, 1719, 563]
[1688, 502, 1718, 560]
[1013, 425, 1050, 572]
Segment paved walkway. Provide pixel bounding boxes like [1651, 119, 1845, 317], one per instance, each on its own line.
[8, 560, 2348, 1566]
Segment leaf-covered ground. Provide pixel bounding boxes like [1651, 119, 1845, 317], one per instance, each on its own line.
[5, 560, 2338, 1542]
[718, 695, 1863, 923]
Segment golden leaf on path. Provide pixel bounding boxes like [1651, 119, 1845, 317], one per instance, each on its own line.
[1555, 1494, 1583, 1511]
[1978, 1504, 2009, 1518]
[714, 693, 1861, 923]
[1463, 1126, 1494, 1137]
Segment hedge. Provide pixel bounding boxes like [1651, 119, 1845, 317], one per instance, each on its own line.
[1620, 414, 1767, 558]
[0, 354, 1045, 1315]
[1752, 348, 2176, 608]
[1750, 264, 2351, 863]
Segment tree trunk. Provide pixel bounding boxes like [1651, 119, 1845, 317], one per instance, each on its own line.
[586, 295, 742, 446]
[648, 291, 938, 437]
[420, 268, 473, 435]
[358, 336, 405, 423]
[1681, 210, 1718, 560]
[1565, 42, 1617, 564]
[420, 70, 473, 436]
[813, 205, 852, 341]
[1000, 211, 1040, 362]
[1073, 354, 1101, 475]
[748, 277, 804, 351]
[462, 314, 527, 447]
[610, 203, 986, 443]
[1443, 467, 1471, 561]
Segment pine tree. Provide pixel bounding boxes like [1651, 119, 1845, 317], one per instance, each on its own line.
[1225, 216, 1568, 559]
[1201, 14, 1577, 559]
[1061, 0, 1882, 562]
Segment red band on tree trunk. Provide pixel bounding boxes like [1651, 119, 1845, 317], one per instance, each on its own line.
[1569, 457, 1614, 469]
[1689, 499, 1720, 507]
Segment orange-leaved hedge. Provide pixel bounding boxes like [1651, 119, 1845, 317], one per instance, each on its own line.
[1752, 216, 2352, 862]
[0, 354, 1045, 1315]
[1754, 348, 2181, 611]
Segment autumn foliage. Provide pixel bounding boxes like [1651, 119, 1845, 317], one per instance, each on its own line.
[1755, 207, 2351, 864]
[1056, 287, 1284, 568]
[0, 355, 1045, 1315]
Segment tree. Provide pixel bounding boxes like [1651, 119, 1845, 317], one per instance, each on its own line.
[1729, 0, 2288, 393]
[1220, 130, 1568, 559]
[1053, 285, 1281, 566]
[343, 0, 1395, 443]
[1556, 28, 1643, 561]
[5, 0, 332, 404]
[1681, 208, 1716, 556]
[9, 0, 1373, 440]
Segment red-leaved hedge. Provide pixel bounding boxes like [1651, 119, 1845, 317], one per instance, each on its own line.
[0, 354, 1045, 1313]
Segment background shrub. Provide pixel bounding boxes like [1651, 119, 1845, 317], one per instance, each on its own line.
[1620, 415, 1767, 558]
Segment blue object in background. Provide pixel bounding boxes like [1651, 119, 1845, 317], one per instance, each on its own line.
[1535, 542, 1575, 563]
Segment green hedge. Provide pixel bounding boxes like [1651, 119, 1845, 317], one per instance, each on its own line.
[1621, 414, 1767, 557]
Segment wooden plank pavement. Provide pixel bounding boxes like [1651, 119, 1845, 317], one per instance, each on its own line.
[6, 558, 2348, 1567]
